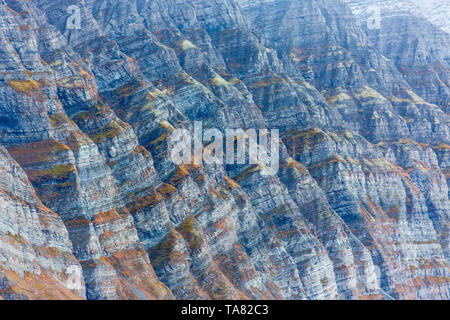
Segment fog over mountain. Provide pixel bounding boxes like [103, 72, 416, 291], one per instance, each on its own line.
[343, 0, 450, 33]
[415, 0, 450, 33]
[0, 0, 448, 300]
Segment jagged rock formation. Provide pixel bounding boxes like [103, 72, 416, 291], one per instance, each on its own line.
[0, 0, 448, 300]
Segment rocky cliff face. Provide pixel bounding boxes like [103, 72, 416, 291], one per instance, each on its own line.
[0, 145, 85, 299]
[0, 0, 448, 300]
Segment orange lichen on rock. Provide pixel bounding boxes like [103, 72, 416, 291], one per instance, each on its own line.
[104, 248, 174, 300]
[89, 121, 123, 144]
[65, 217, 91, 229]
[285, 157, 309, 174]
[223, 176, 240, 189]
[7, 79, 40, 94]
[157, 183, 177, 197]
[8, 139, 71, 166]
[0, 267, 84, 300]
[148, 229, 185, 269]
[29, 164, 74, 181]
[209, 187, 227, 199]
[93, 209, 122, 225]
[168, 165, 190, 185]
[127, 191, 164, 212]
[177, 215, 203, 250]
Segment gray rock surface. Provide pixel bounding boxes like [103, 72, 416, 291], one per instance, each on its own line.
[0, 0, 448, 299]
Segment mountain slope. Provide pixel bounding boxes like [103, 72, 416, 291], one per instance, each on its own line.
[0, 0, 448, 300]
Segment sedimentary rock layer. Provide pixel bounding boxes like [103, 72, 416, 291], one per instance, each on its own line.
[0, 0, 448, 300]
